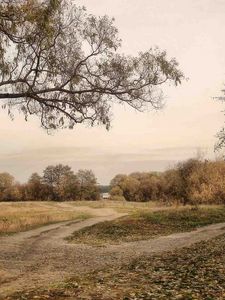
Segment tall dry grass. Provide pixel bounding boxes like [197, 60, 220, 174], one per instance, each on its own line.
[69, 199, 163, 212]
[0, 202, 91, 235]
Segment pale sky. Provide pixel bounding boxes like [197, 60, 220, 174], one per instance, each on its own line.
[0, 0, 225, 184]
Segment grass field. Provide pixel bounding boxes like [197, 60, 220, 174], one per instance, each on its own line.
[0, 202, 92, 235]
[68, 200, 163, 212]
[68, 206, 225, 245]
[6, 232, 225, 300]
[0, 200, 169, 235]
[1, 201, 224, 238]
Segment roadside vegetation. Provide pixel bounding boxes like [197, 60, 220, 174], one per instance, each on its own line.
[68, 206, 225, 245]
[5, 233, 225, 300]
[0, 202, 91, 235]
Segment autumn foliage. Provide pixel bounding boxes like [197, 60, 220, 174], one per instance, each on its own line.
[1, 158, 225, 203]
[110, 158, 225, 204]
[0, 164, 99, 201]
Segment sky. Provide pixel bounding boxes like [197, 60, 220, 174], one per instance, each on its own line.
[0, 0, 225, 184]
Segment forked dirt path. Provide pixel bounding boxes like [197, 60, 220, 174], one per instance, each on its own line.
[0, 205, 225, 298]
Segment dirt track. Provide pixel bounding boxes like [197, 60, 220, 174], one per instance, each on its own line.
[0, 206, 225, 298]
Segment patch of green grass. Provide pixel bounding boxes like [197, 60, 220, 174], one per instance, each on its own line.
[6, 233, 225, 300]
[138, 205, 225, 228]
[68, 206, 225, 245]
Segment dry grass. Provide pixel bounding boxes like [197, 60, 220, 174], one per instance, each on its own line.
[1, 200, 222, 236]
[68, 200, 165, 213]
[0, 200, 160, 235]
[0, 202, 91, 235]
[68, 200, 223, 213]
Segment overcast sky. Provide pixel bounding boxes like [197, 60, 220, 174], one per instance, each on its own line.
[0, 0, 225, 184]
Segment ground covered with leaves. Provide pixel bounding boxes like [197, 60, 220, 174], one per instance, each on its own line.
[68, 206, 225, 245]
[5, 232, 225, 300]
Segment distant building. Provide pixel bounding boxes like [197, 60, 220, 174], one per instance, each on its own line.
[101, 192, 110, 199]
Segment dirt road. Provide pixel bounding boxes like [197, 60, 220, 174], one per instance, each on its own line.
[0, 206, 225, 298]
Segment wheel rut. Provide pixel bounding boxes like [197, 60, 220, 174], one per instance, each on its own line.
[0, 207, 225, 298]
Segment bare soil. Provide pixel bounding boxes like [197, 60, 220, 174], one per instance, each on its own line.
[0, 204, 225, 298]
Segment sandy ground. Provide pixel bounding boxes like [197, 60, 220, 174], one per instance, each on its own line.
[0, 205, 225, 298]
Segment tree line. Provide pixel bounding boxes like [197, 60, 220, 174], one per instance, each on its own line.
[0, 165, 99, 201]
[110, 158, 225, 205]
[1, 158, 225, 204]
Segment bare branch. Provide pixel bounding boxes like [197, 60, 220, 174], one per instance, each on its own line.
[0, 0, 184, 131]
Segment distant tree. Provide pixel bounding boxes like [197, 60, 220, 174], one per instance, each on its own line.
[43, 164, 73, 186]
[27, 173, 45, 200]
[42, 164, 74, 200]
[111, 172, 165, 202]
[0, 172, 17, 201]
[187, 160, 225, 204]
[13, 183, 27, 201]
[77, 169, 99, 200]
[119, 176, 140, 201]
[110, 186, 123, 197]
[138, 173, 162, 201]
[110, 174, 127, 189]
[0, 0, 184, 131]
[58, 173, 79, 200]
[163, 169, 182, 202]
[110, 174, 127, 199]
[211, 160, 225, 203]
[177, 158, 202, 205]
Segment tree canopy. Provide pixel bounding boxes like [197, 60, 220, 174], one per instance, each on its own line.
[0, 165, 100, 201]
[0, 0, 184, 131]
[110, 159, 225, 204]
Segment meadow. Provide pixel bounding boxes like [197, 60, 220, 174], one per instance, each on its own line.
[0, 200, 166, 235]
[0, 201, 92, 235]
[1, 201, 224, 237]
